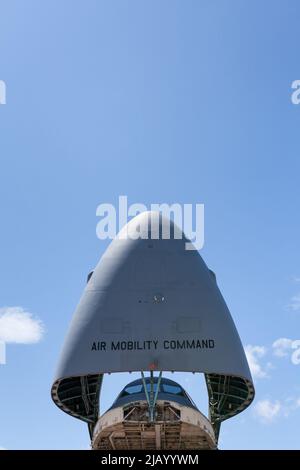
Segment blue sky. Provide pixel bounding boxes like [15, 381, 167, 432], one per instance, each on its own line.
[0, 0, 300, 449]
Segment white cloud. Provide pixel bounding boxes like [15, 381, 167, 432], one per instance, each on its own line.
[272, 338, 300, 364]
[288, 293, 300, 311]
[254, 399, 281, 423]
[272, 338, 293, 357]
[0, 447, 6, 450]
[0, 307, 44, 344]
[255, 397, 300, 423]
[283, 397, 300, 415]
[291, 340, 300, 365]
[245, 345, 268, 379]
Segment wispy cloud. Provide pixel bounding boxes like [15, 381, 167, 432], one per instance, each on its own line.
[254, 396, 300, 423]
[272, 338, 294, 357]
[245, 345, 269, 379]
[286, 277, 300, 311]
[0, 307, 44, 344]
[288, 293, 300, 311]
[254, 399, 281, 423]
[282, 397, 300, 416]
[272, 337, 300, 365]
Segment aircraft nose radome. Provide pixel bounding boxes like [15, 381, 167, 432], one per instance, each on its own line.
[87, 210, 199, 292]
[123, 210, 181, 228]
[53, 211, 253, 384]
[52, 210, 255, 436]
[115, 210, 188, 248]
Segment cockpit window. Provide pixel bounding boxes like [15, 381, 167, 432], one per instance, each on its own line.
[123, 385, 143, 395]
[122, 383, 160, 396]
[162, 384, 183, 395]
[120, 381, 184, 398]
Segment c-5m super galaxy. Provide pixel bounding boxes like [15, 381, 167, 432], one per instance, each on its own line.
[51, 211, 254, 449]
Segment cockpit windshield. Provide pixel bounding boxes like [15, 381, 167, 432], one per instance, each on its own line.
[110, 378, 198, 411]
[120, 380, 184, 397]
[162, 384, 183, 395]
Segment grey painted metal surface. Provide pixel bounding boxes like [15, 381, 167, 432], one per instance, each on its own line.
[51, 211, 254, 437]
[53, 211, 252, 380]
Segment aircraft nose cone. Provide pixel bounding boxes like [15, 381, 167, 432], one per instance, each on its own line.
[112, 210, 189, 252]
[52, 211, 255, 432]
[54, 211, 252, 382]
